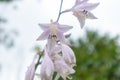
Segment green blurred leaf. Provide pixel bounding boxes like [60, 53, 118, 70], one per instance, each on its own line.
[70, 29, 120, 80]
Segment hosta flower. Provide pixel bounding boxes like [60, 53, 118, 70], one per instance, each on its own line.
[25, 54, 37, 80]
[37, 21, 73, 41]
[75, 0, 88, 5]
[62, 0, 99, 28]
[40, 47, 54, 80]
[61, 43, 76, 67]
[53, 54, 75, 80]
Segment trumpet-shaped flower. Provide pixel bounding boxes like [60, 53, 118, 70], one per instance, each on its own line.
[62, 0, 99, 28]
[53, 54, 75, 80]
[40, 47, 54, 80]
[25, 54, 37, 80]
[37, 21, 73, 41]
[53, 54, 75, 79]
[61, 44, 76, 67]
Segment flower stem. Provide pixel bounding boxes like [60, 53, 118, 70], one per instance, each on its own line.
[35, 54, 42, 70]
[56, 0, 63, 22]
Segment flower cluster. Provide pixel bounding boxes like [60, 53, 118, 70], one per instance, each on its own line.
[25, 0, 99, 80]
[38, 21, 76, 80]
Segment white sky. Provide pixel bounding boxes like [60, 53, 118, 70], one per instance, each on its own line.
[0, 0, 120, 80]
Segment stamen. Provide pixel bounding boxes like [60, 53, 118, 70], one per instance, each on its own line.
[83, 10, 88, 14]
[48, 34, 57, 41]
[74, 10, 86, 18]
[83, 10, 88, 18]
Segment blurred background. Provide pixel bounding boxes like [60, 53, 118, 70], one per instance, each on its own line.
[0, 0, 120, 80]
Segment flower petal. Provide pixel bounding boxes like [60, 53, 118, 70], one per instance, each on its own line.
[51, 45, 61, 54]
[87, 12, 97, 19]
[25, 54, 37, 80]
[53, 55, 75, 80]
[56, 29, 65, 41]
[73, 11, 85, 28]
[40, 47, 54, 80]
[36, 29, 50, 40]
[75, 0, 88, 5]
[61, 44, 76, 67]
[46, 39, 56, 52]
[79, 3, 100, 11]
[38, 23, 50, 31]
[58, 24, 73, 33]
[25, 64, 35, 80]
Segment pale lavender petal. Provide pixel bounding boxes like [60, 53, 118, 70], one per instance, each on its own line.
[75, 0, 88, 5]
[38, 23, 50, 31]
[46, 39, 56, 53]
[61, 44, 76, 67]
[40, 47, 54, 80]
[79, 3, 100, 11]
[47, 42, 61, 57]
[61, 45, 71, 64]
[87, 12, 97, 19]
[25, 54, 37, 80]
[25, 64, 35, 80]
[73, 12, 85, 28]
[78, 17, 85, 28]
[56, 29, 65, 41]
[58, 25, 73, 33]
[36, 29, 50, 40]
[53, 55, 75, 80]
[51, 45, 61, 54]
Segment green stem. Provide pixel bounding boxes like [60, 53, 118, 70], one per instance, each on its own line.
[56, 0, 63, 22]
[35, 54, 42, 70]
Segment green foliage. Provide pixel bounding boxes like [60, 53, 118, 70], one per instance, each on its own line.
[70, 30, 120, 80]
[0, 0, 17, 48]
[0, 27, 18, 48]
[0, 0, 12, 2]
